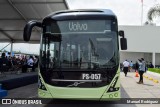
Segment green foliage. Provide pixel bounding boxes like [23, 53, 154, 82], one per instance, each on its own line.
[147, 4, 160, 22]
[148, 68, 160, 74]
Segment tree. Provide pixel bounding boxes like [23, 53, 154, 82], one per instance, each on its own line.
[147, 4, 160, 23]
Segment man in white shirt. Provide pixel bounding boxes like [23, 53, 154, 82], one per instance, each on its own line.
[123, 60, 130, 76]
[27, 56, 34, 71]
[27, 58, 34, 66]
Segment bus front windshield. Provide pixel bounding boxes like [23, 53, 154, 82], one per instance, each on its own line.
[40, 20, 119, 70]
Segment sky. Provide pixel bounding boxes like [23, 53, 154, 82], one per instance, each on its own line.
[0, 43, 40, 55]
[67, 0, 160, 25]
[1, 0, 160, 54]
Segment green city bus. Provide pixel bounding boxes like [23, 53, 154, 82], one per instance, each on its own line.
[23, 9, 127, 100]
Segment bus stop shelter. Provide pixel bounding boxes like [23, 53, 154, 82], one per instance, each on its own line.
[0, 0, 69, 52]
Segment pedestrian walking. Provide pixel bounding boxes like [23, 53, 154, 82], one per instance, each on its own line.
[123, 60, 129, 77]
[137, 58, 146, 84]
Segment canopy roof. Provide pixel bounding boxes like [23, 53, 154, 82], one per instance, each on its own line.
[0, 0, 68, 43]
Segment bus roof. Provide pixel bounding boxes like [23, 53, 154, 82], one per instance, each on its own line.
[43, 9, 117, 24]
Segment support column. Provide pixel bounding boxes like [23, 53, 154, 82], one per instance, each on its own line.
[152, 52, 155, 68]
[10, 42, 13, 56]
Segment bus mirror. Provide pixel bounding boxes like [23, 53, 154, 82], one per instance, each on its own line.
[120, 38, 127, 50]
[23, 20, 42, 41]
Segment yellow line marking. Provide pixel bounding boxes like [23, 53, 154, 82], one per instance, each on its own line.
[153, 80, 159, 83]
[143, 75, 159, 83]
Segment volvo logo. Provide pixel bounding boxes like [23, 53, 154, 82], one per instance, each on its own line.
[69, 22, 88, 31]
[67, 82, 85, 87]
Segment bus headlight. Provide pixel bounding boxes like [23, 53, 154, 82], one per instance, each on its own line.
[107, 77, 119, 92]
[38, 76, 47, 90]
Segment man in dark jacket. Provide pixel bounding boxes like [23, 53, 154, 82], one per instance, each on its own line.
[149, 62, 154, 68]
[0, 53, 9, 73]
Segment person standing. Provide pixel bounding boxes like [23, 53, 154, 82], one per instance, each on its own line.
[141, 58, 146, 72]
[137, 58, 145, 84]
[149, 62, 154, 68]
[0, 53, 9, 74]
[27, 56, 35, 72]
[34, 56, 39, 68]
[123, 60, 130, 76]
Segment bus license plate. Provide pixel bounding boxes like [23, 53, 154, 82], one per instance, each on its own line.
[82, 73, 101, 80]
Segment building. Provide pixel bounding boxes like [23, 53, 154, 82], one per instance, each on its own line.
[119, 25, 160, 67]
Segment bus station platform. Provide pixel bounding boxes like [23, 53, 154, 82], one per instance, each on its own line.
[0, 72, 38, 90]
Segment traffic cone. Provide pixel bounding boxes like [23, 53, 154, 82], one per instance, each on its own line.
[135, 71, 139, 77]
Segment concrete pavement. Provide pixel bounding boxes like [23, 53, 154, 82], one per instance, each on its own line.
[120, 71, 160, 98]
[120, 71, 160, 107]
